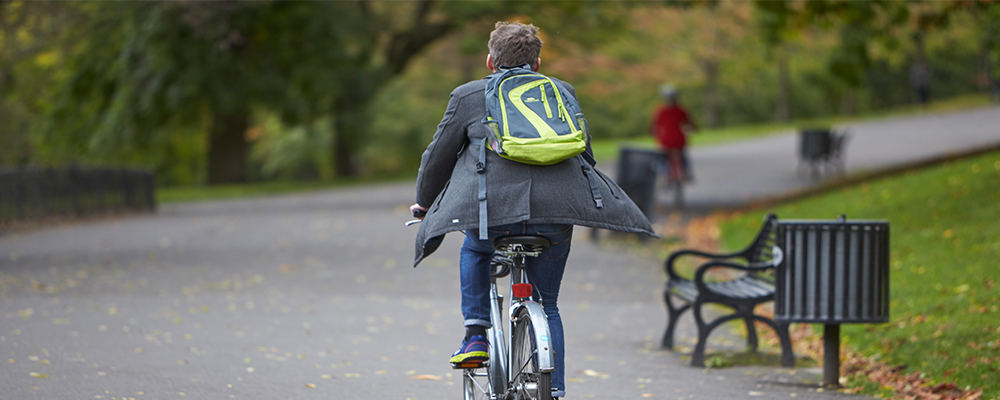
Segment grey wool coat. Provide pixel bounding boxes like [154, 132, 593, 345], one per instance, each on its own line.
[413, 77, 656, 267]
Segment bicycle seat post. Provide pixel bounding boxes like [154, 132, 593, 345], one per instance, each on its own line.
[493, 235, 551, 300]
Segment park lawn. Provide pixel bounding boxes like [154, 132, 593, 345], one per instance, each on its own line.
[716, 150, 1000, 398]
[156, 177, 401, 204]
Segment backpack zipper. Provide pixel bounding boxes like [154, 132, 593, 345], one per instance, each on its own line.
[539, 84, 553, 119]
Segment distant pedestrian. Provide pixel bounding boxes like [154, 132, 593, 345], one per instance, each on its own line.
[650, 85, 697, 181]
[910, 61, 931, 108]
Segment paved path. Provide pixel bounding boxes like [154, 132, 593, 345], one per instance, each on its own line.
[1, 106, 998, 399]
[677, 106, 1000, 212]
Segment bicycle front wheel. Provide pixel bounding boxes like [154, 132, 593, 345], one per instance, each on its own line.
[510, 308, 552, 400]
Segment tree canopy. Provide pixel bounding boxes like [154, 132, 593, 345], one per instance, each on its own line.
[1, 0, 996, 184]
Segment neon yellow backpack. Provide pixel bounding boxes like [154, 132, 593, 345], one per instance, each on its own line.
[482, 66, 587, 165]
[473, 66, 603, 240]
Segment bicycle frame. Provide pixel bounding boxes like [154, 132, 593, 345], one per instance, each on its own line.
[478, 254, 555, 399]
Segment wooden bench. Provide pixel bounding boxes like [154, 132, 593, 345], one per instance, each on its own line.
[661, 213, 794, 367]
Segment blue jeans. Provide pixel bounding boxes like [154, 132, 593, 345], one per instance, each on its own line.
[461, 223, 573, 398]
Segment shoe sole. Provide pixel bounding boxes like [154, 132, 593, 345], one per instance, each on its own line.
[449, 351, 488, 364]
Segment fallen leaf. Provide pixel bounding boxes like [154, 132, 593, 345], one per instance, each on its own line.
[412, 374, 442, 380]
[305, 383, 316, 388]
[29, 372, 49, 378]
[580, 369, 609, 379]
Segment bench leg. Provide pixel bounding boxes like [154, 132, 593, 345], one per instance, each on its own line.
[744, 314, 759, 353]
[662, 293, 690, 349]
[691, 300, 708, 367]
[752, 316, 795, 368]
[777, 321, 794, 368]
[692, 305, 748, 367]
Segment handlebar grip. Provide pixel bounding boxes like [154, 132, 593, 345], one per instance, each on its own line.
[412, 208, 427, 218]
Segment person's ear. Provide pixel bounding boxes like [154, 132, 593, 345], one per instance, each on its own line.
[533, 58, 542, 72]
[486, 54, 495, 72]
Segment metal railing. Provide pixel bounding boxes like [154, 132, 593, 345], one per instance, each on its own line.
[0, 166, 155, 222]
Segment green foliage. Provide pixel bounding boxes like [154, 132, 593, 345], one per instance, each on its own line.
[704, 355, 732, 369]
[248, 113, 332, 181]
[719, 151, 1000, 398]
[1, 1, 995, 184]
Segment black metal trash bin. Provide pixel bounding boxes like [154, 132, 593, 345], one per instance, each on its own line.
[775, 217, 890, 387]
[800, 129, 831, 161]
[616, 147, 664, 220]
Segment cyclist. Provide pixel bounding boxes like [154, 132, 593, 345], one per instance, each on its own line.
[410, 21, 655, 399]
[650, 85, 698, 182]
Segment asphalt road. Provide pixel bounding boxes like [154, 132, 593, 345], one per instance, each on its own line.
[2, 106, 999, 399]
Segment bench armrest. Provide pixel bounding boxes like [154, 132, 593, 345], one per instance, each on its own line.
[692, 246, 783, 293]
[665, 248, 747, 280]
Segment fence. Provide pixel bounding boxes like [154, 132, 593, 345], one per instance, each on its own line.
[0, 166, 155, 222]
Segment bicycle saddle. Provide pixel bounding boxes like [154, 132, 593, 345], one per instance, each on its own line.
[493, 235, 551, 254]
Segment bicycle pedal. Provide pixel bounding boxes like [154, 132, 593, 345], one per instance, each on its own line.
[451, 360, 486, 369]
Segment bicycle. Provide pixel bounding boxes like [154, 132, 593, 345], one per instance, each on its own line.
[657, 149, 684, 209]
[405, 214, 556, 400]
[459, 234, 555, 400]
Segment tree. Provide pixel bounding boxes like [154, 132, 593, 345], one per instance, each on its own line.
[0, 1, 78, 166]
[42, 2, 358, 183]
[754, 0, 793, 121]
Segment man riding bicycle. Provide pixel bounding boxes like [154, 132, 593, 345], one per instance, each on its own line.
[410, 21, 655, 399]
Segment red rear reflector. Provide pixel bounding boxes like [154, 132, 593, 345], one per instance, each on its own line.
[512, 283, 533, 298]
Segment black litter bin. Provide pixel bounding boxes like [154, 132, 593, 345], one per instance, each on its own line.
[800, 129, 831, 161]
[776, 217, 890, 387]
[616, 147, 664, 220]
[799, 129, 832, 179]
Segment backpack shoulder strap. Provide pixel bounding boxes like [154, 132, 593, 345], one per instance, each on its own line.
[579, 155, 603, 209]
[477, 137, 489, 240]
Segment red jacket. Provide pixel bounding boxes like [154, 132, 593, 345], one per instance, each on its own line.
[651, 105, 694, 150]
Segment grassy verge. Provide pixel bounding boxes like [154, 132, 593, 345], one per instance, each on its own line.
[156, 175, 411, 204]
[591, 93, 994, 162]
[716, 150, 1000, 399]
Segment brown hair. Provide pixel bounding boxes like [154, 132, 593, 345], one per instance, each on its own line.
[488, 21, 543, 68]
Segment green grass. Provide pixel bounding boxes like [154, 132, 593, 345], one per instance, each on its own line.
[591, 93, 994, 162]
[156, 175, 410, 204]
[717, 150, 1000, 398]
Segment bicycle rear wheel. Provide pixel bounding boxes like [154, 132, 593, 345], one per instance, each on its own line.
[510, 308, 552, 400]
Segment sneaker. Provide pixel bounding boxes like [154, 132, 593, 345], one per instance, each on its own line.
[449, 335, 488, 367]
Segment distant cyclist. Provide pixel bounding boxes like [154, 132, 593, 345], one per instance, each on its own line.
[410, 21, 655, 399]
[650, 85, 698, 181]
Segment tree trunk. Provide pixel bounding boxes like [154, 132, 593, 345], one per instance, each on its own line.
[775, 46, 790, 122]
[701, 59, 719, 128]
[840, 89, 856, 115]
[207, 111, 249, 184]
[980, 39, 993, 93]
[331, 104, 369, 178]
